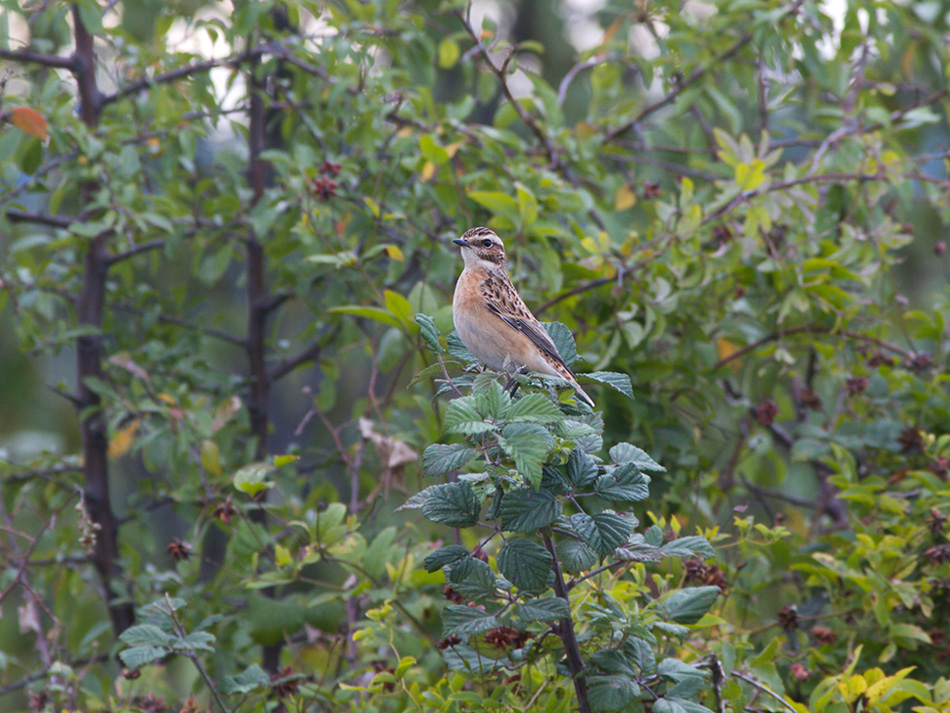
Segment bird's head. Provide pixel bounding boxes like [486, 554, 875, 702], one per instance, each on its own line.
[453, 227, 507, 270]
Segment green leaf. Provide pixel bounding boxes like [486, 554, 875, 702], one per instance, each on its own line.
[609, 443, 666, 473]
[328, 305, 403, 329]
[595, 463, 650, 503]
[499, 422, 554, 488]
[572, 511, 630, 558]
[588, 675, 640, 711]
[584, 371, 634, 400]
[423, 443, 477, 477]
[516, 597, 570, 623]
[118, 645, 166, 669]
[384, 289, 413, 323]
[653, 698, 715, 713]
[542, 321, 577, 366]
[415, 313, 443, 353]
[589, 650, 637, 675]
[420, 482, 480, 528]
[624, 637, 657, 675]
[447, 557, 497, 599]
[447, 331, 477, 362]
[233, 463, 275, 496]
[442, 605, 499, 638]
[499, 488, 561, 532]
[221, 664, 269, 695]
[662, 586, 720, 624]
[497, 538, 553, 590]
[419, 135, 450, 165]
[176, 631, 215, 652]
[614, 535, 663, 563]
[119, 624, 172, 647]
[475, 380, 511, 419]
[443, 642, 503, 672]
[660, 536, 715, 560]
[657, 657, 707, 684]
[557, 538, 599, 573]
[509, 393, 563, 424]
[567, 448, 599, 488]
[424, 545, 470, 572]
[468, 190, 519, 219]
[444, 396, 495, 435]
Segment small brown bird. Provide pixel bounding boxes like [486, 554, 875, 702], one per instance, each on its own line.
[452, 227, 594, 407]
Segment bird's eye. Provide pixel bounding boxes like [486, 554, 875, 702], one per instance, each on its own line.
[482, 239, 493, 248]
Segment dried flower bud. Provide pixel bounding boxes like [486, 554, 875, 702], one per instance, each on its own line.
[166, 539, 191, 561]
[754, 398, 779, 426]
[777, 604, 799, 631]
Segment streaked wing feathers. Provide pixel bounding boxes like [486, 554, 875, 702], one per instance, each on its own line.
[485, 288, 571, 373]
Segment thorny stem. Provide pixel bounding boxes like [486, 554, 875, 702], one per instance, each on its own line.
[542, 531, 591, 713]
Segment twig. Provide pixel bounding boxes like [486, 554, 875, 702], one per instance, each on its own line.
[542, 530, 591, 713]
[6, 210, 73, 227]
[731, 671, 797, 713]
[456, 10, 561, 169]
[0, 46, 74, 69]
[557, 54, 620, 105]
[107, 240, 164, 266]
[711, 325, 915, 370]
[605, 0, 805, 141]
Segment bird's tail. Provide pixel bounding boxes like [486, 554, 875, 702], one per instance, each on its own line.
[571, 377, 595, 408]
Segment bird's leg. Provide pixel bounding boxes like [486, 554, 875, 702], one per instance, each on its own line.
[504, 365, 528, 398]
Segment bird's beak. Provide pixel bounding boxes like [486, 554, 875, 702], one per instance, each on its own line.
[452, 238, 467, 247]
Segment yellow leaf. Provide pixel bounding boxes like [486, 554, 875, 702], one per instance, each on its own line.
[385, 245, 404, 261]
[275, 544, 292, 567]
[575, 121, 597, 139]
[445, 142, 462, 159]
[10, 106, 47, 140]
[735, 159, 766, 191]
[420, 160, 435, 182]
[396, 126, 413, 138]
[717, 338, 741, 369]
[108, 418, 140, 459]
[437, 38, 460, 69]
[614, 184, 637, 211]
[157, 393, 177, 406]
[201, 439, 222, 475]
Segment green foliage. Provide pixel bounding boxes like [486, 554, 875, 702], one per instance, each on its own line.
[1, 0, 950, 711]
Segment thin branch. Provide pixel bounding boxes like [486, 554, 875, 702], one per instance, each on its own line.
[6, 210, 74, 227]
[100, 48, 264, 106]
[605, 0, 804, 141]
[109, 302, 246, 347]
[456, 10, 561, 168]
[0, 46, 74, 69]
[557, 54, 621, 105]
[605, 33, 753, 141]
[107, 240, 164, 267]
[270, 340, 324, 382]
[731, 671, 798, 713]
[711, 325, 915, 370]
[568, 559, 627, 590]
[535, 277, 612, 316]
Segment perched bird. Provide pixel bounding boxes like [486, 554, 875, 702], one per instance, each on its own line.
[451, 227, 594, 407]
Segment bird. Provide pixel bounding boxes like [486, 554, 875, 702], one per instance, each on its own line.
[451, 227, 594, 407]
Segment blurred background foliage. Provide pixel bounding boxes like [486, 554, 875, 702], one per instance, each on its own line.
[1, 0, 950, 710]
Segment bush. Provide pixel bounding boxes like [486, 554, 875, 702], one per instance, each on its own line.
[1, 0, 949, 711]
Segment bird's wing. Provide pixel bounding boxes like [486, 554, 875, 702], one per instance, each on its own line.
[484, 278, 573, 373]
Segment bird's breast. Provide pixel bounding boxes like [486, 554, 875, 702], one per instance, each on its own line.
[453, 270, 531, 372]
